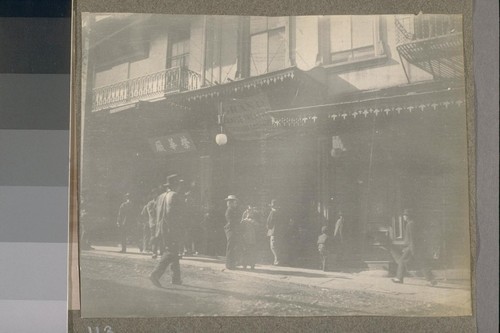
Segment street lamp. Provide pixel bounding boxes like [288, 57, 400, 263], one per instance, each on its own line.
[216, 100, 227, 146]
[215, 133, 227, 146]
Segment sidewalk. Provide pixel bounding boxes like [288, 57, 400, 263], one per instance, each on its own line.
[83, 245, 472, 313]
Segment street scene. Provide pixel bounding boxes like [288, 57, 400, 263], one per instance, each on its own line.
[79, 13, 471, 317]
[80, 246, 470, 317]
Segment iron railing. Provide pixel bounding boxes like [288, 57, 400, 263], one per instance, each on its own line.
[395, 15, 462, 45]
[92, 67, 201, 111]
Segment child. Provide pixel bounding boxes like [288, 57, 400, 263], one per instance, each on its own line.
[317, 226, 330, 271]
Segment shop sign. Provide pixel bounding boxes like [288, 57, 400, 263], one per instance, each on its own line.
[148, 132, 196, 155]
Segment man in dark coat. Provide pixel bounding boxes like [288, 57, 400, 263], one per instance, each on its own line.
[116, 193, 136, 253]
[392, 209, 437, 286]
[150, 174, 185, 287]
[266, 199, 289, 265]
[224, 195, 241, 270]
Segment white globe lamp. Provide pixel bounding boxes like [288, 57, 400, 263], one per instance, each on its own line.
[215, 133, 227, 146]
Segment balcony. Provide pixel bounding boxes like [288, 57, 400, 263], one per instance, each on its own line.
[396, 15, 462, 44]
[395, 15, 464, 82]
[92, 67, 201, 112]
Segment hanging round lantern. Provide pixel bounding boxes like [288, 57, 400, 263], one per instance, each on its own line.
[215, 133, 228, 146]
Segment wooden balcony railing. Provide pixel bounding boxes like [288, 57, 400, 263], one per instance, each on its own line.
[92, 67, 201, 112]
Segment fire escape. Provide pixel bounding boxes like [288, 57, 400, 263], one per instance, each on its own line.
[395, 15, 464, 83]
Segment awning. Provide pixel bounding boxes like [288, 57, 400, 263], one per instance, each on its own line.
[266, 81, 465, 129]
[166, 66, 326, 141]
[168, 67, 325, 104]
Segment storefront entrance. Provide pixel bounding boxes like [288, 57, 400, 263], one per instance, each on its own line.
[318, 104, 470, 266]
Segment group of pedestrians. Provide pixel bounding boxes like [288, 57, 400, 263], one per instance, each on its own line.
[115, 175, 437, 287]
[225, 195, 282, 270]
[224, 197, 349, 272]
[223, 197, 303, 270]
[146, 178, 302, 285]
[115, 174, 187, 286]
[116, 179, 352, 275]
[314, 208, 437, 285]
[116, 181, 200, 258]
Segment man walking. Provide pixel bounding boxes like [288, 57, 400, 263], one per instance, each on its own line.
[224, 195, 241, 270]
[392, 209, 437, 286]
[150, 174, 185, 287]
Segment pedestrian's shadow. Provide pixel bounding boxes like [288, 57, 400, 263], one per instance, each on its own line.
[401, 282, 469, 290]
[248, 268, 328, 278]
[182, 257, 223, 264]
[158, 284, 221, 294]
[426, 284, 469, 290]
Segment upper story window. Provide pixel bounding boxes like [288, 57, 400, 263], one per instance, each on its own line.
[318, 15, 385, 69]
[249, 17, 288, 76]
[167, 31, 190, 68]
[95, 27, 149, 70]
[329, 16, 380, 64]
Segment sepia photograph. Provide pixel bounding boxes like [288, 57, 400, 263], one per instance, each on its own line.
[78, 13, 472, 318]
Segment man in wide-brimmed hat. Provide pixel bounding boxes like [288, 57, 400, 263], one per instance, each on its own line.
[150, 174, 185, 287]
[392, 209, 437, 286]
[224, 195, 238, 202]
[223, 195, 241, 269]
[164, 174, 183, 188]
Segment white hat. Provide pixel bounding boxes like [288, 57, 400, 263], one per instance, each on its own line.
[224, 195, 239, 201]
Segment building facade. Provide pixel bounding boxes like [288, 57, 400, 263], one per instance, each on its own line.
[81, 14, 469, 268]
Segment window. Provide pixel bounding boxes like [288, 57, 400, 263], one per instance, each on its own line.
[95, 28, 149, 70]
[167, 31, 190, 68]
[249, 17, 288, 76]
[395, 14, 462, 44]
[329, 16, 380, 65]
